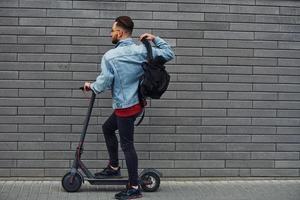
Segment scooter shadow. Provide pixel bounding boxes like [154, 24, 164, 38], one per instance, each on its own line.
[63, 185, 125, 193]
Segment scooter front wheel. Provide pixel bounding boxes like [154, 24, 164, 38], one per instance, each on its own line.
[62, 172, 82, 192]
[140, 171, 160, 192]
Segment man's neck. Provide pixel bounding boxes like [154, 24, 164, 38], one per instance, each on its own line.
[115, 37, 133, 48]
[120, 34, 131, 40]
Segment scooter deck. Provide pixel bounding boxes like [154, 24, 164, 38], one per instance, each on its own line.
[87, 177, 128, 185]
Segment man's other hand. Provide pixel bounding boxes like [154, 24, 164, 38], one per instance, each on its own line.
[139, 33, 156, 42]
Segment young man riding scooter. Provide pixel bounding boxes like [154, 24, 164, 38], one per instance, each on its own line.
[83, 16, 174, 199]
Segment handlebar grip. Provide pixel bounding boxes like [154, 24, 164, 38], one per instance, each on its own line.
[79, 87, 84, 91]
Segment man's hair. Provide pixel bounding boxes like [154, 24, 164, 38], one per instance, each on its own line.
[115, 16, 134, 34]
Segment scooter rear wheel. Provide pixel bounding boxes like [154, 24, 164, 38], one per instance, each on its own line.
[62, 172, 82, 192]
[140, 171, 160, 192]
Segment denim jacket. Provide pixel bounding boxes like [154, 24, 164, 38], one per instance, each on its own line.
[91, 37, 174, 109]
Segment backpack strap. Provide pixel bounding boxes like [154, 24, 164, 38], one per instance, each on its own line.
[135, 38, 153, 126]
[141, 37, 153, 62]
[135, 109, 145, 126]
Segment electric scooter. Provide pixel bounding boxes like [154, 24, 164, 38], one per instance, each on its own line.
[62, 88, 161, 193]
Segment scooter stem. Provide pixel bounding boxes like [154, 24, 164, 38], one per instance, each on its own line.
[79, 92, 96, 150]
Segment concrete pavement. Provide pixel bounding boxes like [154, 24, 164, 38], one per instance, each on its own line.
[0, 178, 300, 200]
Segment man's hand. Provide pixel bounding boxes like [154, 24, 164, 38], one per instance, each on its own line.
[83, 82, 91, 92]
[139, 33, 156, 42]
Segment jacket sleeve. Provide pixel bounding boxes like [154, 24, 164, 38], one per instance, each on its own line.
[151, 37, 175, 62]
[90, 55, 114, 94]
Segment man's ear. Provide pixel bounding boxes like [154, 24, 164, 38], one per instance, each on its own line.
[117, 30, 123, 38]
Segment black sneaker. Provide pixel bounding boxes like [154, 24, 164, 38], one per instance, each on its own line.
[115, 186, 142, 200]
[115, 183, 131, 199]
[94, 165, 121, 178]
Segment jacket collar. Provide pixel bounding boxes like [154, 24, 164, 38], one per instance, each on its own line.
[115, 38, 134, 48]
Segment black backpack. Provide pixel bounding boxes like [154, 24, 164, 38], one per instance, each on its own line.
[136, 38, 171, 126]
[139, 38, 170, 100]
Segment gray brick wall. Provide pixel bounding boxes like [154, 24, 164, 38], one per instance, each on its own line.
[0, 0, 299, 177]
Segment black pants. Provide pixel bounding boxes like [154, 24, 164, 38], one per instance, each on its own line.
[102, 112, 138, 186]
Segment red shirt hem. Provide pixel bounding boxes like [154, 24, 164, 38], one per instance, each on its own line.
[114, 103, 142, 117]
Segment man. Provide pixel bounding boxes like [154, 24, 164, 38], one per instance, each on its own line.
[83, 16, 174, 200]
